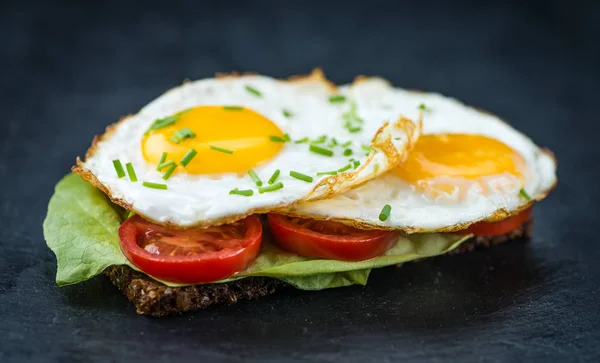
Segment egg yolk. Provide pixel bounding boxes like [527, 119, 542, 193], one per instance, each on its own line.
[142, 106, 285, 174]
[393, 134, 526, 183]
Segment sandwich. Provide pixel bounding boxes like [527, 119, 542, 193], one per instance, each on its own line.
[43, 70, 556, 316]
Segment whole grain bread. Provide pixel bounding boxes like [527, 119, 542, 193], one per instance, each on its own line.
[104, 220, 531, 317]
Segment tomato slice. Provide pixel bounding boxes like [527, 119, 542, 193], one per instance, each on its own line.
[118, 215, 262, 283]
[464, 207, 532, 236]
[267, 214, 400, 261]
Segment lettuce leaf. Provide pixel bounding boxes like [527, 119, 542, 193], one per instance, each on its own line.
[44, 174, 470, 289]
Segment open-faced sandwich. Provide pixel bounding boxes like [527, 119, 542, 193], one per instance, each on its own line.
[44, 70, 556, 316]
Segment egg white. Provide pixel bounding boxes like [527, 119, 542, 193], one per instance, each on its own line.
[281, 78, 557, 232]
[74, 72, 422, 228]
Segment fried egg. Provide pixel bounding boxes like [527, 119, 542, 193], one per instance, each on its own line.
[74, 71, 422, 228]
[280, 78, 557, 232]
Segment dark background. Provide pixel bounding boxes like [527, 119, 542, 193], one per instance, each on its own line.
[1, 0, 599, 362]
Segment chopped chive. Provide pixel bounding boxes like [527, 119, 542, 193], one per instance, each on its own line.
[283, 109, 293, 118]
[180, 148, 198, 167]
[374, 163, 380, 173]
[394, 137, 401, 141]
[348, 126, 362, 133]
[268, 169, 280, 184]
[341, 141, 352, 147]
[352, 159, 360, 169]
[145, 115, 179, 134]
[328, 95, 346, 103]
[258, 182, 284, 194]
[173, 127, 196, 141]
[248, 170, 263, 186]
[210, 145, 234, 154]
[284, 133, 291, 142]
[311, 135, 327, 144]
[295, 137, 309, 144]
[157, 152, 168, 170]
[327, 138, 338, 148]
[169, 136, 181, 144]
[317, 171, 338, 176]
[379, 204, 392, 221]
[125, 162, 138, 182]
[245, 85, 262, 97]
[362, 145, 375, 155]
[289, 171, 313, 183]
[157, 160, 175, 171]
[269, 135, 287, 143]
[162, 163, 177, 180]
[229, 188, 254, 196]
[343, 148, 353, 156]
[418, 103, 432, 112]
[309, 144, 334, 157]
[112, 160, 125, 178]
[338, 164, 352, 173]
[142, 181, 168, 190]
[520, 188, 532, 201]
[223, 105, 244, 111]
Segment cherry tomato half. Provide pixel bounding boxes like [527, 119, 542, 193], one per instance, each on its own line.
[464, 207, 532, 236]
[267, 214, 400, 261]
[118, 215, 262, 283]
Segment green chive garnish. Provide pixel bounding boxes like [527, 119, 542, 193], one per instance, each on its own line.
[352, 159, 360, 169]
[157, 160, 175, 171]
[224, 105, 244, 111]
[379, 204, 392, 221]
[343, 148, 353, 156]
[162, 163, 177, 180]
[229, 188, 254, 197]
[125, 162, 137, 182]
[142, 181, 168, 190]
[328, 95, 346, 103]
[327, 138, 338, 148]
[169, 136, 181, 144]
[520, 188, 532, 201]
[374, 163, 380, 173]
[284, 133, 291, 142]
[317, 171, 338, 176]
[258, 182, 284, 194]
[180, 148, 198, 167]
[268, 169, 280, 184]
[289, 171, 313, 183]
[210, 145, 234, 154]
[341, 141, 352, 147]
[362, 145, 374, 155]
[418, 103, 432, 112]
[248, 170, 262, 186]
[338, 164, 352, 173]
[173, 127, 196, 142]
[157, 152, 168, 170]
[283, 109, 293, 118]
[245, 85, 262, 97]
[394, 137, 401, 141]
[348, 126, 362, 133]
[269, 135, 287, 143]
[145, 115, 179, 134]
[113, 160, 125, 178]
[311, 135, 327, 144]
[309, 144, 334, 157]
[295, 137, 309, 144]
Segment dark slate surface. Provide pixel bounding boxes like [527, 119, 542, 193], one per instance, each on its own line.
[1, 0, 599, 362]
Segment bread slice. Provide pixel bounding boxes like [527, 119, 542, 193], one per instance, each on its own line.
[104, 220, 531, 316]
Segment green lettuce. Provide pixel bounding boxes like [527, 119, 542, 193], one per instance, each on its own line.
[44, 174, 470, 290]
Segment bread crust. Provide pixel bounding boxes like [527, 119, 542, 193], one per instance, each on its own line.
[105, 220, 531, 316]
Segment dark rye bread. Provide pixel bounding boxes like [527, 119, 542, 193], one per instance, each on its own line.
[104, 220, 532, 317]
